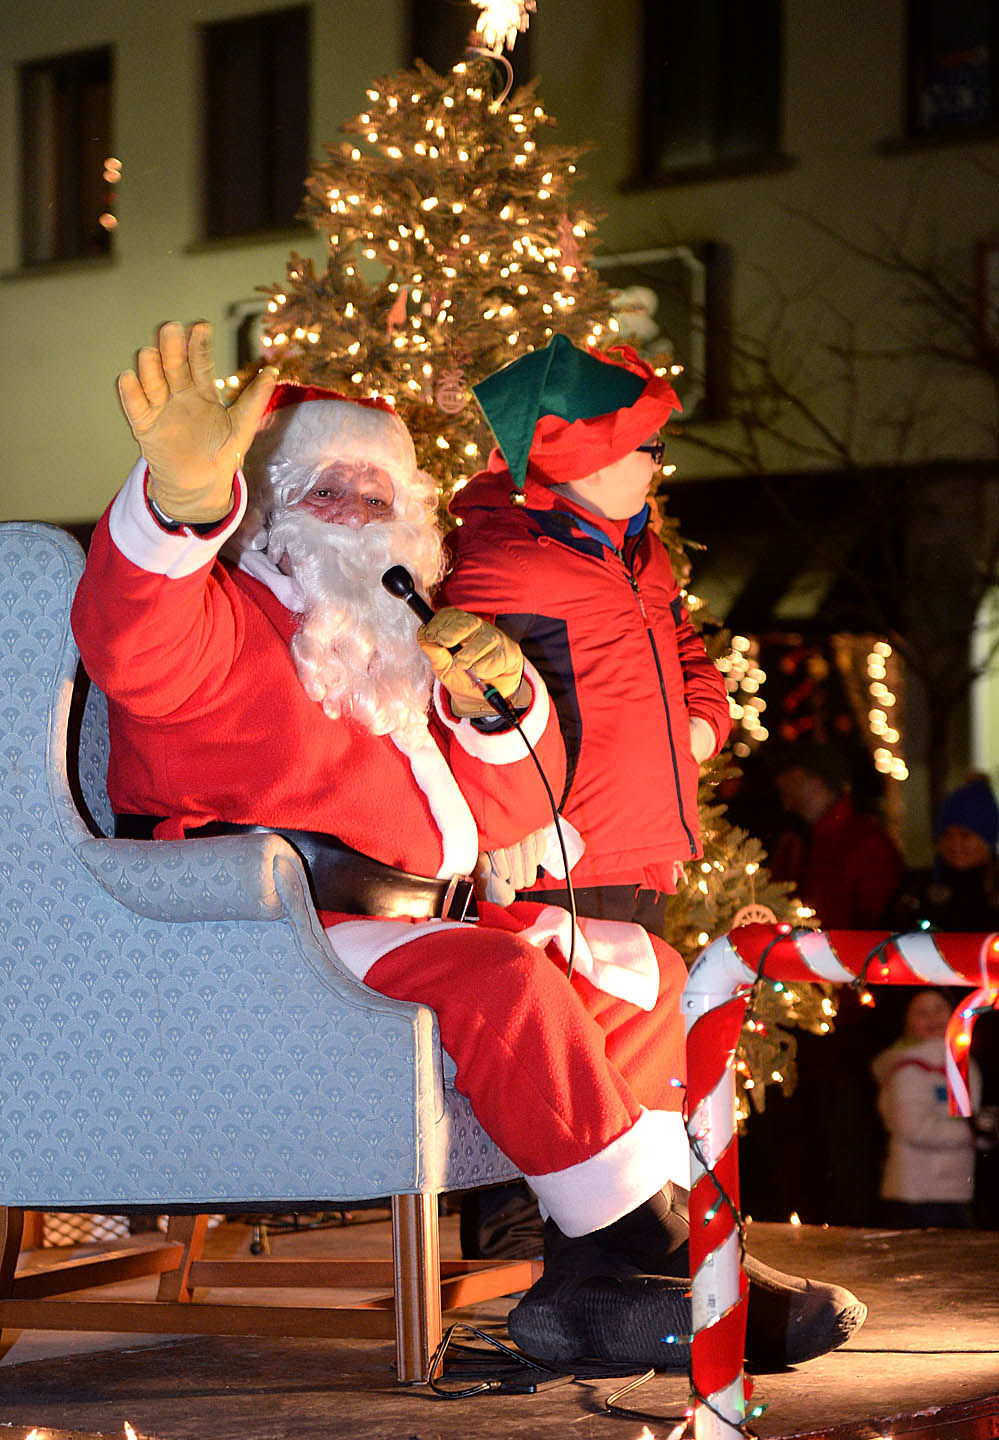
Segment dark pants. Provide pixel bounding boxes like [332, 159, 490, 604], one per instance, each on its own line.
[522, 884, 666, 936]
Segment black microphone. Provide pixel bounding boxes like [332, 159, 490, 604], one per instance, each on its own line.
[381, 565, 519, 724]
[382, 564, 435, 624]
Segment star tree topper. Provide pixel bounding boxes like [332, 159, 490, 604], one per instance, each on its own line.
[473, 0, 536, 54]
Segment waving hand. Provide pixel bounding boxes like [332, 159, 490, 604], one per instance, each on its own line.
[118, 320, 277, 524]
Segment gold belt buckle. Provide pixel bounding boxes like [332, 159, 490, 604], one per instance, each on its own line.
[440, 874, 473, 920]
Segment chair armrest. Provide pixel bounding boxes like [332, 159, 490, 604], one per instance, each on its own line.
[76, 832, 307, 923]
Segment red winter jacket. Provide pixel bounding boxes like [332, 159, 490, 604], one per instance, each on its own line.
[769, 795, 903, 930]
[440, 458, 731, 893]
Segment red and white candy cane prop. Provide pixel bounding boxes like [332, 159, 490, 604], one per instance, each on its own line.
[683, 923, 999, 1440]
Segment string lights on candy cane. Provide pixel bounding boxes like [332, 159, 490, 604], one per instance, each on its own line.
[682, 923, 999, 1440]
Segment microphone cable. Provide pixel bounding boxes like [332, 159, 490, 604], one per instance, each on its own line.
[382, 565, 578, 979]
[504, 706, 577, 980]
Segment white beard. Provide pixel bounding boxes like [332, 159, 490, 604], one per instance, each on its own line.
[263, 507, 445, 741]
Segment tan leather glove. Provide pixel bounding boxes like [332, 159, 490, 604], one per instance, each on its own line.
[118, 320, 278, 524]
[418, 607, 530, 718]
[475, 827, 547, 905]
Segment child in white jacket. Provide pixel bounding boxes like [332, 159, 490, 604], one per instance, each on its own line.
[872, 989, 981, 1228]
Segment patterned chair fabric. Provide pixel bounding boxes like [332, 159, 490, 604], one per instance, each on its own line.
[0, 522, 527, 1375]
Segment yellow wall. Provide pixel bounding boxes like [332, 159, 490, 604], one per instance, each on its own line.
[2, 0, 997, 521]
[0, 0, 401, 523]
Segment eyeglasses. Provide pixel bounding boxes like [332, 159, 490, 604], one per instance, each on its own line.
[636, 439, 665, 466]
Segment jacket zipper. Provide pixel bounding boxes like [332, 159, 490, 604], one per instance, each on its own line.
[618, 541, 697, 857]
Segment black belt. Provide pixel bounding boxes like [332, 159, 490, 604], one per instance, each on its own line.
[114, 815, 477, 923]
[520, 884, 666, 939]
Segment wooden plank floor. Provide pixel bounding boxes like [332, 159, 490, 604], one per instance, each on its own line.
[0, 1216, 995, 1440]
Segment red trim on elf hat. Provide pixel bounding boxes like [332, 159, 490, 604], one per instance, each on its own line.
[525, 345, 682, 487]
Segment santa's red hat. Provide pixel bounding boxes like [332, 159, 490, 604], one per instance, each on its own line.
[243, 382, 418, 508]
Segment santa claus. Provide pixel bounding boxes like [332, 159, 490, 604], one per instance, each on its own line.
[72, 320, 863, 1372]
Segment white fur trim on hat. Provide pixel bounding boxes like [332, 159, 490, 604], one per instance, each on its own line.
[244, 397, 418, 508]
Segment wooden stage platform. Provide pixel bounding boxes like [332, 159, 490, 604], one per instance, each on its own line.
[0, 1217, 995, 1440]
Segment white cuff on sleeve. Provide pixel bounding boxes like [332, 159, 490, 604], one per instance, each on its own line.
[108, 460, 247, 578]
[690, 715, 717, 763]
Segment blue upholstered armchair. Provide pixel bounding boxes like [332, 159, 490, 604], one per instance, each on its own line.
[0, 521, 537, 1379]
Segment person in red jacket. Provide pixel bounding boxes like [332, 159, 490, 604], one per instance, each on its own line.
[440, 333, 866, 1366]
[770, 741, 903, 930]
[444, 336, 729, 908]
[746, 741, 905, 1225]
[442, 339, 730, 1270]
[74, 321, 862, 1372]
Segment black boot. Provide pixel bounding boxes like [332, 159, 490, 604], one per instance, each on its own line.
[459, 1181, 545, 1260]
[507, 1218, 692, 1370]
[589, 1183, 867, 1368]
[589, 1180, 690, 1275]
[509, 1187, 867, 1371]
[741, 1251, 868, 1369]
[595, 1186, 869, 1365]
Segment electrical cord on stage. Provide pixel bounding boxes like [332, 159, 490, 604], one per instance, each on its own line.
[603, 1367, 686, 1422]
[427, 1322, 575, 1396]
[382, 565, 578, 978]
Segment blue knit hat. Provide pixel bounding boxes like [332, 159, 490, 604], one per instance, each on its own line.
[935, 777, 999, 852]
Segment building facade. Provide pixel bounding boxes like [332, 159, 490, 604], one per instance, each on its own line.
[2, 0, 997, 856]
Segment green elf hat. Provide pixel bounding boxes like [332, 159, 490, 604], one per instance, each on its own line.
[472, 333, 682, 502]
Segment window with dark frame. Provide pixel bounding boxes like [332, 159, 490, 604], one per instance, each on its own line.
[906, 0, 997, 138]
[408, 0, 533, 86]
[20, 46, 113, 267]
[637, 0, 782, 183]
[202, 6, 310, 240]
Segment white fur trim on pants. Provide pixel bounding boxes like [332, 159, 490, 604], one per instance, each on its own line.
[517, 905, 661, 1011]
[525, 1107, 691, 1236]
[323, 916, 471, 981]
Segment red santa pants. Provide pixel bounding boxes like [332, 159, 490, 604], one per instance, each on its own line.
[355, 902, 690, 1235]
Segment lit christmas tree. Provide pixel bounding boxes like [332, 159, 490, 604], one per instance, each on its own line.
[253, 48, 836, 1112]
[258, 53, 612, 505]
[669, 761, 836, 1120]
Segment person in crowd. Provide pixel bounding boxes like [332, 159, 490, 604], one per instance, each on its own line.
[894, 775, 999, 1227]
[436, 331, 866, 1357]
[71, 320, 866, 1372]
[768, 740, 903, 930]
[872, 988, 981, 1228]
[895, 774, 999, 935]
[739, 741, 905, 1225]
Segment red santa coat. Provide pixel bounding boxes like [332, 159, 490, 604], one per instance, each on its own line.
[72, 464, 563, 875]
[71, 461, 692, 1234]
